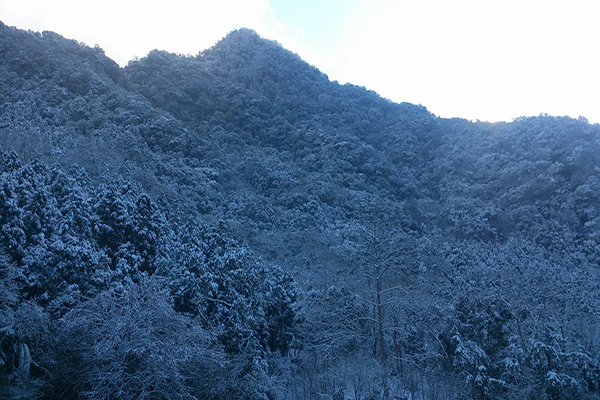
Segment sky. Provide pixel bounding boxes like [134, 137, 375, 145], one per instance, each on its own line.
[1, 0, 600, 123]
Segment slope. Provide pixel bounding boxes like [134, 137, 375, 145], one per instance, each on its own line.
[2, 22, 600, 398]
[125, 29, 441, 279]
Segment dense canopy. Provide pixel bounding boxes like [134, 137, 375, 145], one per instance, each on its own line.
[1, 21, 600, 399]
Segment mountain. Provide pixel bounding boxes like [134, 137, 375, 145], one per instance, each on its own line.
[1, 20, 600, 399]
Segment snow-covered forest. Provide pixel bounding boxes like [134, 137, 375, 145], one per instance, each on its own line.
[2, 22, 600, 399]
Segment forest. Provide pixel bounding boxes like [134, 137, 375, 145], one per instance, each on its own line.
[1, 21, 600, 399]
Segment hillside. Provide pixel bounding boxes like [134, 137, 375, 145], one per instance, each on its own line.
[1, 21, 600, 399]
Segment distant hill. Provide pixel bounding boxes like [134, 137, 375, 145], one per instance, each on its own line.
[2, 20, 600, 399]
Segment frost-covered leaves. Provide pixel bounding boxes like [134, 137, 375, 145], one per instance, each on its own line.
[0, 152, 166, 301]
[152, 222, 300, 398]
[0, 151, 301, 398]
[436, 237, 600, 398]
[0, 151, 301, 390]
[527, 335, 600, 400]
[93, 181, 165, 274]
[4, 21, 600, 399]
[158, 222, 299, 357]
[0, 260, 50, 399]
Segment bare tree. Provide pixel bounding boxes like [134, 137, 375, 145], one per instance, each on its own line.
[54, 278, 224, 400]
[342, 218, 417, 365]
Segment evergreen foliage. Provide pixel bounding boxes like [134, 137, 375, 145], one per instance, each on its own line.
[1, 20, 600, 398]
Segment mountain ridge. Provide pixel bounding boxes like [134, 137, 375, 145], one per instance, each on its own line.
[2, 20, 600, 399]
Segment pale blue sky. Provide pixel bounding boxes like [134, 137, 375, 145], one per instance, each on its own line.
[269, 0, 359, 56]
[1, 0, 599, 123]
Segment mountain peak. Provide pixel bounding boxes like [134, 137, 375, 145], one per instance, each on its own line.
[221, 27, 263, 42]
[200, 27, 301, 69]
[194, 27, 330, 97]
[207, 28, 275, 53]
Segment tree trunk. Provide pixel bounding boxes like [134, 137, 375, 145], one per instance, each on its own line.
[376, 265, 386, 363]
[18, 343, 31, 378]
[373, 304, 377, 358]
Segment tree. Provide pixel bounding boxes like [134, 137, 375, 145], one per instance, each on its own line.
[53, 278, 223, 400]
[294, 286, 371, 400]
[341, 218, 417, 365]
[0, 257, 50, 399]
